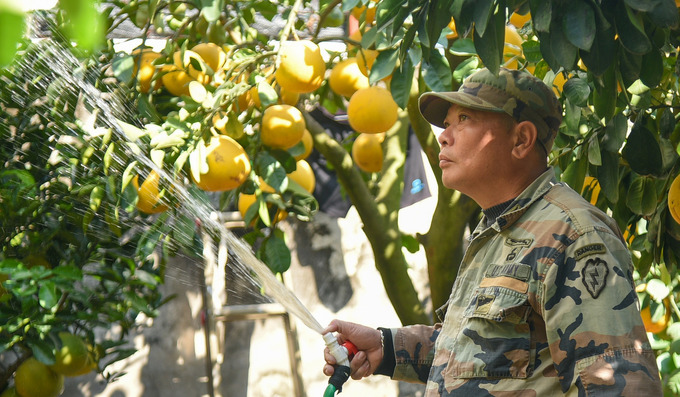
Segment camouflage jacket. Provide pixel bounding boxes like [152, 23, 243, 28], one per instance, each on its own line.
[384, 169, 662, 396]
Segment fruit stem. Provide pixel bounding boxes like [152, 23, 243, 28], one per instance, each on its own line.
[314, 0, 343, 38]
[279, 0, 304, 43]
[670, 294, 680, 321]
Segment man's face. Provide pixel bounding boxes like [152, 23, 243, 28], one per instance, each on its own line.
[437, 104, 517, 194]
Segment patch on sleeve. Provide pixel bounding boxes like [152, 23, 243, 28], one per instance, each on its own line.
[473, 294, 496, 315]
[574, 243, 606, 261]
[581, 258, 609, 299]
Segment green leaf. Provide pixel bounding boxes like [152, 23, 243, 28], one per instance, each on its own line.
[592, 65, 617, 123]
[471, 0, 495, 38]
[529, 0, 551, 32]
[622, 120, 663, 176]
[648, 0, 679, 28]
[421, 51, 452, 92]
[602, 113, 628, 152]
[537, 31, 560, 71]
[623, 0, 658, 12]
[449, 38, 477, 56]
[626, 176, 657, 216]
[563, 77, 590, 107]
[562, 97, 581, 135]
[257, 81, 278, 108]
[521, 40, 542, 63]
[39, 280, 59, 310]
[369, 48, 398, 84]
[599, 151, 620, 203]
[640, 48, 663, 88]
[579, 14, 616, 76]
[390, 55, 414, 109]
[27, 339, 56, 365]
[452, 56, 480, 83]
[401, 234, 421, 253]
[587, 137, 602, 166]
[473, 7, 504, 74]
[0, 6, 26, 67]
[342, 0, 361, 13]
[201, 0, 224, 22]
[614, 4, 652, 55]
[256, 153, 287, 191]
[59, 0, 105, 51]
[618, 49, 642, 88]
[548, 20, 578, 71]
[562, 0, 596, 50]
[259, 231, 291, 273]
[561, 157, 588, 192]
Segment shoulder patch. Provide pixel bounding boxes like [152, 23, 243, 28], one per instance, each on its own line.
[574, 243, 606, 261]
[581, 258, 609, 299]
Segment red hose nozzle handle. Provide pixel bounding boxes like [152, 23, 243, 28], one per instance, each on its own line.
[342, 341, 358, 361]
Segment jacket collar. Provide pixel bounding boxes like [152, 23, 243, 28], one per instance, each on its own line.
[472, 168, 558, 237]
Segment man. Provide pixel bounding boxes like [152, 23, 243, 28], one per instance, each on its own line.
[323, 67, 662, 395]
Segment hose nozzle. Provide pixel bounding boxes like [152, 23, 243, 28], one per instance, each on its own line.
[323, 332, 357, 394]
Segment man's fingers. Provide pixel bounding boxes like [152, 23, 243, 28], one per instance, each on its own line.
[324, 348, 337, 365]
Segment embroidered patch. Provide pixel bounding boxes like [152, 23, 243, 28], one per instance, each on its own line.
[503, 238, 533, 261]
[581, 258, 609, 299]
[574, 243, 606, 261]
[486, 263, 532, 281]
[473, 294, 496, 315]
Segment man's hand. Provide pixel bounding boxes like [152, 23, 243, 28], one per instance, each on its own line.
[322, 320, 384, 380]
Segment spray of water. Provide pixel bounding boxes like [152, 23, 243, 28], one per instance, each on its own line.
[12, 21, 325, 335]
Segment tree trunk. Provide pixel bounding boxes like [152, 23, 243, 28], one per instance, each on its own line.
[303, 110, 429, 325]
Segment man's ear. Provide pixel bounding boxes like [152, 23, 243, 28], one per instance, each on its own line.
[512, 121, 539, 159]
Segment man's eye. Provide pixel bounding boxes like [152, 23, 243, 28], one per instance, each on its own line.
[459, 114, 468, 121]
[443, 121, 450, 128]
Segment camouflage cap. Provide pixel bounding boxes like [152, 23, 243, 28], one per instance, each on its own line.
[419, 67, 563, 152]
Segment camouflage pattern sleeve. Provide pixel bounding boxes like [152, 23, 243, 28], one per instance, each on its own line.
[541, 227, 662, 395]
[388, 324, 442, 383]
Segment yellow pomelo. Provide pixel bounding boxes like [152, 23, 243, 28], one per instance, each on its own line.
[668, 174, 680, 225]
[503, 25, 523, 69]
[260, 104, 306, 149]
[294, 128, 314, 161]
[161, 64, 194, 97]
[15, 358, 64, 397]
[279, 86, 300, 106]
[287, 160, 316, 193]
[356, 49, 378, 77]
[191, 42, 227, 73]
[446, 18, 458, 39]
[352, 133, 384, 173]
[581, 176, 601, 206]
[347, 29, 363, 51]
[275, 40, 326, 94]
[50, 332, 90, 377]
[192, 135, 251, 192]
[131, 49, 161, 93]
[552, 71, 567, 96]
[347, 86, 398, 134]
[509, 12, 531, 28]
[641, 300, 671, 334]
[172, 50, 209, 84]
[329, 58, 369, 98]
[134, 170, 169, 215]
